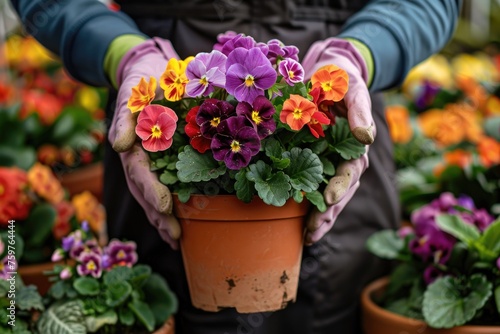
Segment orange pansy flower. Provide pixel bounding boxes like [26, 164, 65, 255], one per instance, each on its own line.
[311, 65, 349, 102]
[385, 105, 413, 144]
[280, 94, 318, 130]
[127, 76, 157, 113]
[72, 191, 106, 235]
[478, 136, 500, 168]
[27, 163, 65, 204]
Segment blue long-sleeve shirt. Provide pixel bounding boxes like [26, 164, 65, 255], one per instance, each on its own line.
[10, 0, 461, 91]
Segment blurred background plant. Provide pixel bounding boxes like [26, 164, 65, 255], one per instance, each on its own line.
[0, 164, 106, 264]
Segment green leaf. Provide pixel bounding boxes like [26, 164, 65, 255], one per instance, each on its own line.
[176, 184, 196, 203]
[176, 146, 226, 182]
[304, 191, 326, 213]
[320, 157, 335, 176]
[283, 148, 323, 192]
[16, 285, 44, 311]
[235, 169, 254, 203]
[248, 161, 291, 206]
[128, 299, 155, 332]
[310, 139, 328, 155]
[422, 274, 493, 328]
[103, 266, 133, 286]
[130, 264, 152, 287]
[366, 230, 404, 260]
[48, 280, 68, 300]
[85, 310, 118, 332]
[73, 277, 100, 296]
[52, 112, 76, 141]
[264, 138, 284, 159]
[37, 301, 86, 334]
[24, 203, 57, 247]
[495, 285, 500, 315]
[159, 170, 179, 185]
[292, 189, 304, 203]
[105, 281, 133, 307]
[143, 273, 178, 326]
[329, 118, 366, 160]
[436, 214, 480, 245]
[0, 280, 9, 297]
[477, 218, 500, 261]
[0, 145, 36, 170]
[119, 307, 135, 326]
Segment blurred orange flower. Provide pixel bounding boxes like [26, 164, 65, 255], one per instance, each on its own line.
[0, 167, 32, 225]
[0, 81, 14, 105]
[37, 144, 60, 166]
[72, 191, 106, 235]
[478, 136, 500, 168]
[385, 105, 414, 144]
[21, 90, 63, 125]
[418, 104, 483, 147]
[455, 76, 488, 110]
[27, 163, 65, 204]
[485, 96, 500, 116]
[52, 201, 75, 240]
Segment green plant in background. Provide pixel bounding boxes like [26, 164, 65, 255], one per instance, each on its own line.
[38, 225, 177, 334]
[367, 193, 500, 328]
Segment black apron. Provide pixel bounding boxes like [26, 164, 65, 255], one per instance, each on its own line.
[105, 1, 400, 333]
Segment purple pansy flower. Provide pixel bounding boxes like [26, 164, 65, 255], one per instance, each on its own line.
[423, 265, 443, 285]
[221, 34, 257, 56]
[456, 195, 475, 211]
[397, 226, 414, 239]
[77, 252, 102, 278]
[213, 31, 238, 51]
[61, 230, 83, 252]
[415, 80, 440, 110]
[186, 50, 227, 97]
[104, 240, 138, 268]
[211, 116, 261, 170]
[266, 39, 299, 64]
[236, 96, 276, 139]
[70, 239, 102, 261]
[0, 256, 16, 279]
[225, 47, 277, 104]
[472, 209, 495, 231]
[497, 257, 500, 270]
[196, 99, 235, 138]
[282, 45, 299, 61]
[278, 58, 304, 86]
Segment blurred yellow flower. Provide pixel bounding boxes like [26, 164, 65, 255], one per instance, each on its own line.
[4, 35, 55, 70]
[76, 86, 101, 112]
[385, 105, 413, 144]
[402, 55, 453, 98]
[27, 163, 65, 204]
[451, 53, 498, 84]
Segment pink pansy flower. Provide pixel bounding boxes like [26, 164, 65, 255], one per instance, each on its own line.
[135, 104, 178, 152]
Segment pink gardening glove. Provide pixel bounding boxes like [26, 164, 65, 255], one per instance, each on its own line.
[108, 38, 182, 249]
[302, 38, 375, 245]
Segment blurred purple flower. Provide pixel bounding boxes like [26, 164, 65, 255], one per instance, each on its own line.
[457, 195, 475, 211]
[497, 257, 500, 270]
[236, 96, 276, 139]
[431, 192, 458, 211]
[77, 252, 102, 278]
[81, 221, 90, 232]
[225, 47, 277, 103]
[51, 248, 64, 262]
[473, 209, 495, 231]
[397, 226, 414, 239]
[104, 240, 138, 268]
[278, 58, 304, 86]
[0, 256, 16, 279]
[60, 267, 72, 280]
[186, 50, 227, 97]
[423, 265, 443, 285]
[211, 116, 260, 170]
[196, 99, 235, 139]
[70, 239, 101, 261]
[415, 80, 440, 110]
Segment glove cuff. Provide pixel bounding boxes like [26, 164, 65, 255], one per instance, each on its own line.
[116, 37, 178, 87]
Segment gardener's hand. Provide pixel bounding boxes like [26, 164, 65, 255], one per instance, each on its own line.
[302, 37, 374, 245]
[107, 37, 181, 249]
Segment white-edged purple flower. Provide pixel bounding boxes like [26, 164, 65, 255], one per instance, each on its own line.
[186, 51, 227, 97]
[278, 58, 304, 86]
[77, 252, 102, 278]
[0, 256, 16, 279]
[104, 239, 138, 268]
[225, 47, 277, 104]
[70, 239, 101, 261]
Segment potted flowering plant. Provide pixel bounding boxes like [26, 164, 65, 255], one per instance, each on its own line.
[127, 33, 365, 312]
[38, 226, 177, 334]
[362, 192, 500, 333]
[0, 34, 107, 200]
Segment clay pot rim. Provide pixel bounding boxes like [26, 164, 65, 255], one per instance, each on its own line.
[361, 276, 500, 332]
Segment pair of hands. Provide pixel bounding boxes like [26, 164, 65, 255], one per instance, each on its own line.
[108, 37, 374, 249]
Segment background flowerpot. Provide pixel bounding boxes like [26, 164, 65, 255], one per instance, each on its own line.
[152, 316, 175, 334]
[173, 194, 309, 313]
[361, 277, 500, 334]
[59, 162, 103, 201]
[18, 261, 54, 295]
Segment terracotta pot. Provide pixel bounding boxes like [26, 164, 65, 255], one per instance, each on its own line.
[59, 162, 103, 201]
[173, 194, 309, 313]
[152, 316, 175, 334]
[18, 261, 54, 295]
[361, 276, 500, 334]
